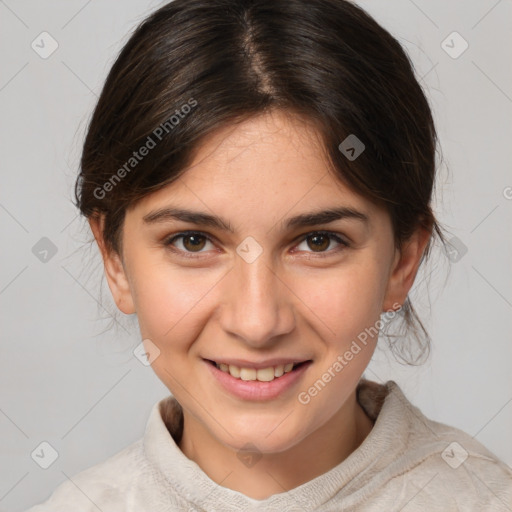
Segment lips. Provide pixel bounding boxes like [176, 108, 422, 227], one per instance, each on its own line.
[204, 357, 313, 400]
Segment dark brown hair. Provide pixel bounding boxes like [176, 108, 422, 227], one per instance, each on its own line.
[75, 0, 448, 363]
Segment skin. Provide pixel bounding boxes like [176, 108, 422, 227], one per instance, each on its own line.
[90, 109, 431, 499]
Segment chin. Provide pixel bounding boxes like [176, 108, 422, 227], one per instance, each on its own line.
[217, 419, 307, 455]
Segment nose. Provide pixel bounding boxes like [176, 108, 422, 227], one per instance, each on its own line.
[218, 255, 295, 348]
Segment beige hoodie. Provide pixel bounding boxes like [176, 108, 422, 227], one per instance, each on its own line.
[26, 379, 512, 511]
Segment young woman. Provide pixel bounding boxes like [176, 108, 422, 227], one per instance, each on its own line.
[27, 0, 512, 510]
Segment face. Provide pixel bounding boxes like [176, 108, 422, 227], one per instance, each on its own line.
[93, 110, 427, 454]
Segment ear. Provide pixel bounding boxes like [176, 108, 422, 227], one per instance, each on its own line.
[382, 225, 432, 312]
[89, 215, 135, 315]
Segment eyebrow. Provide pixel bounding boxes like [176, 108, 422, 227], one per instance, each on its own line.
[142, 206, 369, 232]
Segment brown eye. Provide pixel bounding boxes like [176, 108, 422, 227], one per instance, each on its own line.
[165, 232, 214, 255]
[181, 234, 207, 252]
[306, 234, 330, 252]
[295, 231, 349, 256]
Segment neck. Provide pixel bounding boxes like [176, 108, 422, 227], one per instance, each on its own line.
[177, 390, 374, 500]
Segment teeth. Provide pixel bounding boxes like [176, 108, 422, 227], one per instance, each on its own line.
[240, 368, 257, 381]
[256, 367, 275, 382]
[215, 362, 298, 381]
[229, 365, 240, 378]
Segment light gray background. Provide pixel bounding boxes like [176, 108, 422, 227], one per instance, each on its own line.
[1, 1, 511, 510]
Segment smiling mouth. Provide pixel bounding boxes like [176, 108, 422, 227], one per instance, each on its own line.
[205, 359, 311, 382]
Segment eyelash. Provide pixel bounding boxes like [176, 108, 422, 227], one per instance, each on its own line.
[163, 230, 349, 259]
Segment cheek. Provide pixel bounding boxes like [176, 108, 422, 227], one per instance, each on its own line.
[294, 260, 386, 346]
[290, 264, 386, 434]
[131, 265, 223, 390]
[130, 262, 217, 343]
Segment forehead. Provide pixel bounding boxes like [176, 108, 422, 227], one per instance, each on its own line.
[184, 110, 330, 186]
[131, 110, 384, 228]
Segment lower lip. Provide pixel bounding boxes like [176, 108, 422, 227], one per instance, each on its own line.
[203, 359, 312, 401]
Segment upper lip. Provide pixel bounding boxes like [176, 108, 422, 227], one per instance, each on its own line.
[203, 357, 312, 370]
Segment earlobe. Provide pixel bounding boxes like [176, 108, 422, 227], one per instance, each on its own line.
[382, 226, 431, 312]
[88, 215, 136, 315]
